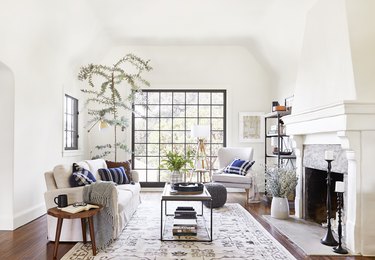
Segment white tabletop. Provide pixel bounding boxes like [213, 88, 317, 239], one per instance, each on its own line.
[161, 184, 212, 201]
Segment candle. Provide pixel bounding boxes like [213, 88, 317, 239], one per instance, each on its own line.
[335, 181, 345, 193]
[325, 150, 334, 160]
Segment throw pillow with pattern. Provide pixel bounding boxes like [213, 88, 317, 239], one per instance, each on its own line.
[105, 160, 132, 181]
[98, 167, 129, 184]
[223, 159, 255, 176]
[69, 164, 96, 187]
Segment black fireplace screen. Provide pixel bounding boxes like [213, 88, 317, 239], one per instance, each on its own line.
[304, 167, 344, 224]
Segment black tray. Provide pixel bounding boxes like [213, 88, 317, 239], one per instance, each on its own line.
[172, 182, 204, 192]
[273, 151, 293, 155]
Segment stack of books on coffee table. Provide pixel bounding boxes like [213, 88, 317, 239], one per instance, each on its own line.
[173, 206, 197, 236]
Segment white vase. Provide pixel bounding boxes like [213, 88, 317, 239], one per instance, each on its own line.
[271, 197, 289, 219]
[170, 171, 182, 186]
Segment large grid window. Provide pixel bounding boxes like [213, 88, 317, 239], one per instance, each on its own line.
[64, 94, 79, 150]
[132, 90, 226, 185]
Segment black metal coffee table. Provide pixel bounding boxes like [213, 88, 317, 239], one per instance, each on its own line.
[160, 184, 213, 242]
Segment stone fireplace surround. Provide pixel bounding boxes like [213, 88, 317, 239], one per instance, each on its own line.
[283, 101, 375, 256]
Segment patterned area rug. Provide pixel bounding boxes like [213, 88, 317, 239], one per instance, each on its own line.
[62, 201, 295, 260]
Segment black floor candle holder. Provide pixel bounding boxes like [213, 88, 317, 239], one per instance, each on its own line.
[333, 192, 348, 254]
[321, 159, 338, 246]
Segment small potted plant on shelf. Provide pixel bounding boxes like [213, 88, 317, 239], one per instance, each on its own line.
[265, 165, 298, 219]
[160, 150, 194, 185]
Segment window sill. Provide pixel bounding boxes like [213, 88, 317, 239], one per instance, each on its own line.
[63, 149, 84, 157]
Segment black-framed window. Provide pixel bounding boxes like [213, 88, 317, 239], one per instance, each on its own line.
[132, 90, 226, 186]
[64, 94, 79, 150]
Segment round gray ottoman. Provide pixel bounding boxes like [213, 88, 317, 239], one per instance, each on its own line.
[204, 183, 227, 208]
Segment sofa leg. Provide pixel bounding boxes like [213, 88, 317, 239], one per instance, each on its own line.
[245, 189, 249, 207]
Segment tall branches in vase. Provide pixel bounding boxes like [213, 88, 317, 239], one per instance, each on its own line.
[78, 54, 152, 160]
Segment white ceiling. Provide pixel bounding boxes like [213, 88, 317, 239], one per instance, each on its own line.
[84, 0, 317, 94]
[0, 0, 317, 96]
[87, 0, 316, 46]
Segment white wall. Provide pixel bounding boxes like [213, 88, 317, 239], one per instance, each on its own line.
[87, 45, 271, 175]
[0, 0, 108, 229]
[292, 0, 356, 113]
[281, 0, 375, 114]
[251, 0, 316, 103]
[0, 62, 15, 229]
[346, 0, 375, 102]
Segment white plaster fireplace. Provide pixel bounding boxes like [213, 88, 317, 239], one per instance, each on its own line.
[283, 101, 375, 256]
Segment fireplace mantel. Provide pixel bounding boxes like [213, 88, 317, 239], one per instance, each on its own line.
[283, 101, 375, 135]
[281, 101, 375, 256]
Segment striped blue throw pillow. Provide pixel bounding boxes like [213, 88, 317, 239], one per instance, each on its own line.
[69, 167, 96, 187]
[223, 159, 255, 176]
[98, 168, 113, 182]
[98, 167, 129, 184]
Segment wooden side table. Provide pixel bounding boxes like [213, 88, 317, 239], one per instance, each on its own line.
[47, 205, 102, 259]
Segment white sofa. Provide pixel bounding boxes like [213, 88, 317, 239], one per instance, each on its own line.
[44, 159, 141, 241]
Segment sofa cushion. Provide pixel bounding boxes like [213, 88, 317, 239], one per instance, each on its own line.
[116, 182, 141, 195]
[53, 161, 90, 189]
[85, 159, 107, 180]
[117, 189, 133, 214]
[106, 160, 132, 181]
[212, 173, 252, 184]
[223, 159, 255, 176]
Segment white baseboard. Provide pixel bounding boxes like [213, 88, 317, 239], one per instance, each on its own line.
[13, 203, 45, 229]
[0, 215, 14, 230]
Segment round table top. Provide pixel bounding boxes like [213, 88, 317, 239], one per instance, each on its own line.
[47, 205, 102, 219]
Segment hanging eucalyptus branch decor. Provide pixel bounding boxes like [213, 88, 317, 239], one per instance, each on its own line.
[78, 54, 152, 160]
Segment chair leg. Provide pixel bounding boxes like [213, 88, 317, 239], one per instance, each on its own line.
[245, 189, 249, 207]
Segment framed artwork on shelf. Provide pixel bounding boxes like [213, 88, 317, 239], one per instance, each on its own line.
[239, 112, 264, 142]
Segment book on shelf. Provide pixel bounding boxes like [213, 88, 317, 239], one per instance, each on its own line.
[174, 210, 197, 219]
[60, 204, 99, 214]
[173, 226, 197, 236]
[173, 218, 197, 226]
[173, 232, 197, 236]
[173, 226, 197, 232]
[176, 206, 195, 211]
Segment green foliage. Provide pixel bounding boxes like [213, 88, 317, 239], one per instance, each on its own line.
[160, 150, 194, 173]
[78, 54, 152, 160]
[265, 165, 298, 198]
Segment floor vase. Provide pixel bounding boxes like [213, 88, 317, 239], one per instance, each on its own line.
[271, 197, 289, 219]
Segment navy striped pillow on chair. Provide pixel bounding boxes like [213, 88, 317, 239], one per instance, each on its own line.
[223, 159, 255, 176]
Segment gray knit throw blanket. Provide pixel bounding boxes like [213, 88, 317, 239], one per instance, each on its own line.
[83, 181, 117, 250]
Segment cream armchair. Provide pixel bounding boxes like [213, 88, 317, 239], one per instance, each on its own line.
[211, 147, 255, 206]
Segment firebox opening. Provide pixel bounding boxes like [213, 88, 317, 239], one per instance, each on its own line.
[304, 167, 344, 225]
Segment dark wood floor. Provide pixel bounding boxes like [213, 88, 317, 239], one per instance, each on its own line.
[0, 192, 373, 260]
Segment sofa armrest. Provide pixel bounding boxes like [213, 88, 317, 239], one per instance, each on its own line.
[44, 186, 84, 210]
[246, 169, 255, 177]
[131, 170, 139, 182]
[213, 168, 225, 175]
[44, 171, 58, 191]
